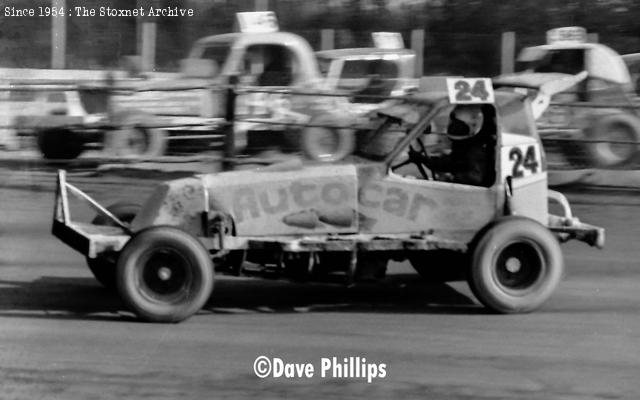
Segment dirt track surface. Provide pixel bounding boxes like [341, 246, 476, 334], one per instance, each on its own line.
[1, 169, 640, 400]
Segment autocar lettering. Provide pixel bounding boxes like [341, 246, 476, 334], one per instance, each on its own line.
[290, 181, 321, 208]
[383, 187, 410, 217]
[232, 187, 262, 222]
[320, 182, 351, 205]
[232, 180, 353, 223]
[407, 193, 438, 220]
[359, 183, 384, 208]
[359, 184, 438, 220]
[259, 187, 289, 214]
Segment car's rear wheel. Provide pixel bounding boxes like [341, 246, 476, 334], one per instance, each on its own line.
[104, 111, 166, 157]
[300, 114, 355, 162]
[37, 128, 84, 160]
[116, 226, 214, 322]
[468, 217, 564, 314]
[86, 202, 141, 290]
[584, 113, 640, 167]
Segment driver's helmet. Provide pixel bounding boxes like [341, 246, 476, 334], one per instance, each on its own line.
[447, 104, 484, 141]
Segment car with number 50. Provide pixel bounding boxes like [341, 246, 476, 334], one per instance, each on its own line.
[51, 77, 604, 322]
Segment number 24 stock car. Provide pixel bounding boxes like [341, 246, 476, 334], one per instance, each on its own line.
[51, 78, 604, 322]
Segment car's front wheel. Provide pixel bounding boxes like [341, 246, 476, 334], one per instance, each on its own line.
[468, 217, 564, 314]
[116, 226, 214, 322]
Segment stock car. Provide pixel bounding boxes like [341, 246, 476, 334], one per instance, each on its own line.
[51, 78, 604, 322]
[503, 26, 640, 168]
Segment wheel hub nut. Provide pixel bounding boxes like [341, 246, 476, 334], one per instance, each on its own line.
[157, 266, 172, 281]
[505, 257, 522, 273]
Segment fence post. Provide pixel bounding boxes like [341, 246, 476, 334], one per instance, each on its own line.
[501, 31, 516, 75]
[51, 0, 66, 68]
[321, 29, 335, 50]
[223, 78, 238, 171]
[255, 0, 269, 11]
[410, 29, 425, 77]
[141, 22, 157, 72]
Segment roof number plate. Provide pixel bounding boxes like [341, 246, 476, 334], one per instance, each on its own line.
[372, 32, 404, 49]
[546, 27, 587, 45]
[236, 11, 279, 33]
[446, 78, 495, 104]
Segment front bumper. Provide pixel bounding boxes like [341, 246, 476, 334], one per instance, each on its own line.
[547, 190, 605, 248]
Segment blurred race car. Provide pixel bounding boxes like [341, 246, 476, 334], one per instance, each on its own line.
[239, 35, 419, 162]
[51, 77, 604, 322]
[499, 26, 640, 168]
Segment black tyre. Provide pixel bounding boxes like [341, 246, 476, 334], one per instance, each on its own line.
[300, 114, 355, 162]
[37, 128, 84, 160]
[409, 250, 468, 282]
[104, 111, 166, 157]
[86, 202, 141, 290]
[116, 226, 214, 322]
[468, 217, 564, 314]
[584, 113, 640, 167]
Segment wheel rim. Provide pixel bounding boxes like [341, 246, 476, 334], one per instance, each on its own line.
[309, 127, 340, 161]
[492, 240, 545, 295]
[595, 123, 636, 164]
[124, 127, 149, 156]
[137, 247, 194, 304]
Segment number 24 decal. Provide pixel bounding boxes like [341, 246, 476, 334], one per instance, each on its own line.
[454, 80, 490, 101]
[446, 78, 495, 104]
[509, 145, 539, 178]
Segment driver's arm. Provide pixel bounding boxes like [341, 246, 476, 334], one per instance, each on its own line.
[422, 153, 452, 172]
[421, 152, 466, 173]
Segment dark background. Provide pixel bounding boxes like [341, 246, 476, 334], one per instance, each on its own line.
[1, 0, 639, 75]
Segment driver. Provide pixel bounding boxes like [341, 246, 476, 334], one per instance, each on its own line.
[410, 104, 496, 187]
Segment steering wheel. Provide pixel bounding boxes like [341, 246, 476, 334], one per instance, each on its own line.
[391, 137, 433, 180]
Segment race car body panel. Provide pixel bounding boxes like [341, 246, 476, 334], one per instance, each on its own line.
[361, 166, 498, 238]
[499, 133, 548, 224]
[128, 161, 498, 243]
[131, 164, 360, 237]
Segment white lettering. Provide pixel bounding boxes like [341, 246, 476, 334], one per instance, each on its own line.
[270, 357, 313, 378]
[147, 7, 194, 17]
[320, 358, 331, 377]
[272, 357, 284, 377]
[5, 7, 35, 16]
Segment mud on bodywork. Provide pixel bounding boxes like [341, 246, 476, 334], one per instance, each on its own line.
[130, 176, 207, 236]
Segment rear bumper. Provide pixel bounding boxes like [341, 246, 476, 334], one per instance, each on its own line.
[53, 170, 131, 258]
